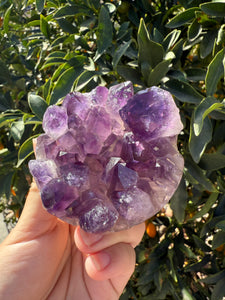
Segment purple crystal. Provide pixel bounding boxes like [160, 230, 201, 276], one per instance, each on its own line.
[119, 86, 183, 141]
[112, 187, 154, 225]
[29, 82, 184, 233]
[41, 178, 79, 218]
[43, 106, 68, 139]
[90, 86, 108, 106]
[60, 162, 89, 190]
[35, 134, 59, 160]
[28, 160, 58, 189]
[79, 201, 118, 233]
[107, 81, 134, 114]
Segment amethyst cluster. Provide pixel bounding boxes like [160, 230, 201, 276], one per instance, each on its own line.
[29, 82, 184, 233]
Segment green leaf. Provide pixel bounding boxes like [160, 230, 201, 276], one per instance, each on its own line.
[57, 18, 77, 34]
[216, 220, 225, 231]
[27, 20, 40, 27]
[188, 192, 219, 221]
[163, 79, 203, 104]
[28, 93, 48, 120]
[10, 120, 25, 142]
[40, 14, 50, 39]
[43, 78, 52, 100]
[212, 231, 225, 250]
[201, 270, 225, 284]
[189, 115, 212, 163]
[117, 22, 130, 40]
[0, 59, 11, 84]
[0, 94, 12, 111]
[51, 63, 68, 82]
[112, 40, 131, 69]
[184, 155, 217, 192]
[0, 171, 14, 199]
[184, 255, 211, 272]
[75, 70, 98, 91]
[17, 135, 39, 168]
[162, 29, 181, 52]
[50, 35, 68, 48]
[188, 19, 202, 41]
[200, 29, 217, 59]
[199, 153, 225, 170]
[186, 68, 206, 81]
[170, 176, 187, 223]
[192, 235, 211, 252]
[147, 59, 172, 86]
[36, 0, 45, 13]
[166, 7, 200, 28]
[50, 67, 83, 105]
[0, 111, 23, 129]
[3, 4, 13, 34]
[216, 24, 225, 46]
[200, 2, 225, 17]
[54, 4, 92, 19]
[40, 57, 66, 70]
[95, 6, 113, 59]
[206, 48, 225, 96]
[117, 65, 143, 86]
[138, 18, 164, 69]
[46, 51, 66, 59]
[67, 55, 87, 68]
[193, 96, 223, 136]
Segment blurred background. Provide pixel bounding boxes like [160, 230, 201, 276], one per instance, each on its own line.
[0, 1, 225, 299]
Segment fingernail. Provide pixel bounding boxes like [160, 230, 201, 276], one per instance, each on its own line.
[89, 252, 111, 271]
[79, 229, 103, 247]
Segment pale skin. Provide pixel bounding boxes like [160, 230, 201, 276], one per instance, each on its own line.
[0, 182, 145, 300]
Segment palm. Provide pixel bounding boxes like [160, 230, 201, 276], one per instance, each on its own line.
[30, 223, 122, 300]
[0, 184, 144, 300]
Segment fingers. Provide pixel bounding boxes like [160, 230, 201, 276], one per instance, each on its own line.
[74, 223, 145, 283]
[75, 222, 145, 254]
[85, 242, 136, 281]
[4, 182, 60, 244]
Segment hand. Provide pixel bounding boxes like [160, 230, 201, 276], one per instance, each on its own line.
[0, 182, 145, 300]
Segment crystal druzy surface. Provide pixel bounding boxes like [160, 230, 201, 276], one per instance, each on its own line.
[29, 82, 184, 233]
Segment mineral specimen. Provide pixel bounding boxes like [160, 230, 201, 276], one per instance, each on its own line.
[29, 82, 184, 233]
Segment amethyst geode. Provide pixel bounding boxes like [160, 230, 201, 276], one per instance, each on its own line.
[29, 82, 184, 233]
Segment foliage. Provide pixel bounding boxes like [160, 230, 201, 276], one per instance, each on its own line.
[0, 0, 225, 298]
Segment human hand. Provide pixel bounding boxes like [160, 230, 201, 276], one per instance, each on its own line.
[0, 182, 145, 300]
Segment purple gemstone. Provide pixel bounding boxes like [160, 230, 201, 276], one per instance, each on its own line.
[55, 151, 76, 166]
[41, 178, 78, 217]
[28, 160, 58, 189]
[79, 201, 118, 233]
[29, 82, 184, 232]
[100, 134, 123, 163]
[117, 164, 138, 189]
[43, 105, 68, 139]
[62, 92, 90, 121]
[60, 162, 89, 190]
[89, 86, 108, 106]
[119, 86, 183, 141]
[112, 187, 154, 226]
[35, 134, 59, 160]
[78, 191, 118, 233]
[107, 81, 134, 113]
[85, 107, 111, 142]
[56, 130, 77, 151]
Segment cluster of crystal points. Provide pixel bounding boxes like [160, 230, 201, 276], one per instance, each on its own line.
[29, 82, 184, 233]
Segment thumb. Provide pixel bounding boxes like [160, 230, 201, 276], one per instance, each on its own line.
[3, 182, 58, 244]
